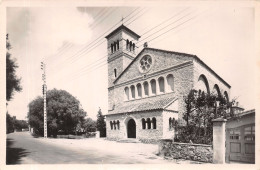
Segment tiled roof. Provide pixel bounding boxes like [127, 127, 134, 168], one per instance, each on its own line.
[105, 24, 141, 39]
[107, 93, 177, 115]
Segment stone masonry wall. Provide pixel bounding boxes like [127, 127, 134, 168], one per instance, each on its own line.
[106, 110, 163, 142]
[158, 140, 213, 163]
[193, 59, 231, 97]
[111, 49, 194, 124]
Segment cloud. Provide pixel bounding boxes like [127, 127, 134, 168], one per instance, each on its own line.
[28, 7, 93, 56]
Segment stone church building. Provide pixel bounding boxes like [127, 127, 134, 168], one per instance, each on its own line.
[105, 25, 231, 142]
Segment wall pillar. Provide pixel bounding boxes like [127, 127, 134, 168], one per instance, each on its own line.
[96, 131, 100, 138]
[212, 117, 226, 164]
[156, 80, 160, 95]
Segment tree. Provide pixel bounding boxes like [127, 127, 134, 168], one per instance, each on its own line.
[176, 89, 236, 144]
[13, 119, 28, 131]
[6, 112, 14, 133]
[83, 118, 96, 132]
[96, 108, 106, 137]
[27, 89, 87, 137]
[6, 34, 22, 101]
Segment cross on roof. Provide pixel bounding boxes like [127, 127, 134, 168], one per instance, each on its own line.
[121, 17, 125, 25]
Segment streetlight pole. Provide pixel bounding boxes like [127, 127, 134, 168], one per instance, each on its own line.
[41, 61, 47, 138]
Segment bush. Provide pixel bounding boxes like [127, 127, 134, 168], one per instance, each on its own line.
[174, 125, 213, 145]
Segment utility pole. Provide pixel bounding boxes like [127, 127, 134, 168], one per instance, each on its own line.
[41, 61, 47, 138]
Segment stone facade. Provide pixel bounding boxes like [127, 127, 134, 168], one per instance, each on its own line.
[105, 25, 231, 142]
[158, 139, 213, 163]
[106, 110, 163, 141]
[193, 59, 230, 97]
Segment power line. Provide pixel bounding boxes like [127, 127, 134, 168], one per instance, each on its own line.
[64, 12, 206, 82]
[45, 8, 110, 64]
[66, 7, 142, 65]
[90, 8, 115, 29]
[136, 10, 195, 45]
[59, 9, 198, 82]
[48, 8, 143, 78]
[140, 7, 189, 37]
[45, 8, 113, 66]
[150, 8, 214, 47]
[55, 8, 203, 84]
[124, 7, 147, 26]
[123, 7, 191, 47]
[56, 7, 141, 67]
[146, 9, 209, 44]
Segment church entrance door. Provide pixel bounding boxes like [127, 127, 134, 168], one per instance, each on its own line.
[127, 119, 136, 138]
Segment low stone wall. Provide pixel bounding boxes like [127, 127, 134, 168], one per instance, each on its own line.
[57, 135, 85, 139]
[139, 138, 158, 144]
[158, 139, 213, 163]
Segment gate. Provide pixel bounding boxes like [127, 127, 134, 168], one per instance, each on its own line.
[226, 124, 255, 163]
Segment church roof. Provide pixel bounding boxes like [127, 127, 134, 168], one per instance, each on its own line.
[105, 24, 141, 39]
[114, 47, 231, 88]
[107, 93, 177, 115]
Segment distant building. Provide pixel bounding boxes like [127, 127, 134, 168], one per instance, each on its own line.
[105, 25, 231, 142]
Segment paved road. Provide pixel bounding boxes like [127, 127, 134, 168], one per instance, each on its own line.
[6, 132, 170, 164]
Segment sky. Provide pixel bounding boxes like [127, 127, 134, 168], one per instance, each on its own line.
[6, 5, 256, 120]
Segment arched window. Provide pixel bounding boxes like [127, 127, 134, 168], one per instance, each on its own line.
[133, 43, 135, 51]
[113, 120, 116, 130]
[198, 89, 202, 97]
[111, 44, 113, 53]
[110, 121, 113, 130]
[150, 79, 156, 95]
[147, 118, 151, 129]
[169, 117, 175, 129]
[124, 87, 129, 101]
[158, 77, 165, 93]
[166, 74, 174, 92]
[130, 41, 132, 51]
[172, 118, 175, 128]
[152, 117, 156, 129]
[142, 118, 146, 129]
[117, 120, 120, 130]
[143, 81, 149, 96]
[213, 84, 221, 97]
[197, 74, 210, 94]
[126, 39, 129, 50]
[117, 40, 119, 50]
[114, 68, 117, 78]
[201, 91, 205, 97]
[137, 83, 142, 98]
[130, 85, 135, 99]
[114, 42, 117, 52]
[224, 91, 229, 102]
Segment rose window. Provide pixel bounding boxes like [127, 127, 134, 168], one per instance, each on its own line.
[139, 55, 152, 73]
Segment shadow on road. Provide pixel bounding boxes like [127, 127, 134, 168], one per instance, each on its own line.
[6, 138, 30, 165]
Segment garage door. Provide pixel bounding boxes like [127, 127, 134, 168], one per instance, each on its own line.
[226, 124, 255, 163]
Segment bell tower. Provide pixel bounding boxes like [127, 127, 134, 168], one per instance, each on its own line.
[105, 24, 140, 110]
[105, 24, 141, 87]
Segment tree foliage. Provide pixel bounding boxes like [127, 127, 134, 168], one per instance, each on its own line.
[176, 89, 236, 144]
[83, 118, 96, 132]
[27, 89, 87, 137]
[6, 34, 22, 101]
[6, 112, 14, 133]
[96, 108, 106, 137]
[6, 113, 28, 133]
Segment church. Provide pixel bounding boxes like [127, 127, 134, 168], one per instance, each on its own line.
[104, 24, 231, 143]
